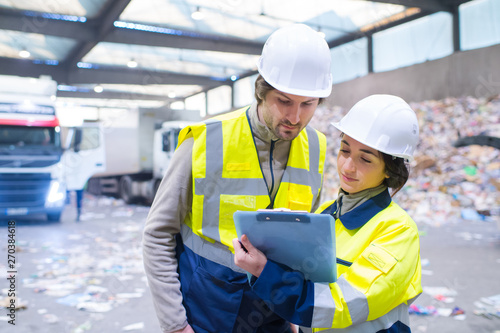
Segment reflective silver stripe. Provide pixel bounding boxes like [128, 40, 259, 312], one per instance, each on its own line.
[303, 302, 410, 332]
[312, 282, 336, 327]
[337, 276, 369, 325]
[194, 176, 269, 241]
[306, 127, 320, 177]
[195, 119, 268, 242]
[281, 127, 322, 198]
[311, 276, 368, 328]
[204, 119, 224, 180]
[181, 224, 246, 273]
[199, 119, 223, 242]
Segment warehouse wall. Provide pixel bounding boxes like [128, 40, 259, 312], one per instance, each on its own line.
[328, 43, 500, 109]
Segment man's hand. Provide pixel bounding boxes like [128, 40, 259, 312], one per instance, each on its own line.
[172, 324, 195, 333]
[233, 234, 268, 277]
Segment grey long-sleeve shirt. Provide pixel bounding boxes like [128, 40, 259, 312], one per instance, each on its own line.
[142, 102, 323, 332]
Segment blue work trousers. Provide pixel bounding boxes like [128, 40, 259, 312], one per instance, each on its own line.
[176, 236, 293, 333]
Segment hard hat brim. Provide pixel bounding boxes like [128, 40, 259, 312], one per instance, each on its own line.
[331, 121, 415, 162]
[258, 67, 332, 98]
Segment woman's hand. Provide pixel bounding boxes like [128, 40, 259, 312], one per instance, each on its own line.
[233, 234, 268, 277]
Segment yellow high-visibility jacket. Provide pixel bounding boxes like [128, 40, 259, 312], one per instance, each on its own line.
[249, 189, 422, 332]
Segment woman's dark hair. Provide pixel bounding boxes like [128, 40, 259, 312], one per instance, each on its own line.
[382, 153, 410, 197]
[254, 74, 325, 105]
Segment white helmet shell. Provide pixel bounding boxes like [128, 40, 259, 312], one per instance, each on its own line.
[333, 94, 419, 161]
[257, 24, 333, 98]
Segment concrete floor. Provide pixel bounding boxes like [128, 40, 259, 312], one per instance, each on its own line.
[1, 195, 499, 333]
[1, 196, 162, 333]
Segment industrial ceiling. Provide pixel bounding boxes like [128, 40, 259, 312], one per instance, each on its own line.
[0, 0, 472, 109]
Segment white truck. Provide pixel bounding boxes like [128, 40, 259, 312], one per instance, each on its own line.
[0, 75, 104, 221]
[87, 106, 197, 204]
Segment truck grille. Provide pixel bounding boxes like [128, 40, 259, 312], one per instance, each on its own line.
[0, 173, 51, 208]
[0, 157, 60, 168]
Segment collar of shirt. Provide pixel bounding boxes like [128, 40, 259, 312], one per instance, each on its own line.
[324, 188, 392, 230]
[247, 101, 281, 142]
[336, 184, 387, 218]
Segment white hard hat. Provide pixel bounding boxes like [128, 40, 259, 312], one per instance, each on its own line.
[256, 24, 333, 98]
[332, 94, 420, 161]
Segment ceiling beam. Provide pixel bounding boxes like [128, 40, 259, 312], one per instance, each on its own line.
[0, 10, 94, 40]
[62, 0, 133, 68]
[57, 89, 180, 102]
[367, 0, 452, 12]
[0, 57, 226, 87]
[67, 67, 227, 86]
[106, 28, 264, 55]
[0, 57, 70, 83]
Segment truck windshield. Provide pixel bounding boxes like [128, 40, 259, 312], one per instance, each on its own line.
[0, 125, 60, 148]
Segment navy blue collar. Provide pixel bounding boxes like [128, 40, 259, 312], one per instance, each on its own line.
[321, 189, 392, 230]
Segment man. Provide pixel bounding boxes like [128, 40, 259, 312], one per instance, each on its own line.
[143, 23, 333, 333]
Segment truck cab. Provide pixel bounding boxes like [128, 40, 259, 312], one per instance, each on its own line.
[86, 107, 195, 205]
[152, 121, 192, 195]
[0, 75, 105, 222]
[0, 76, 67, 221]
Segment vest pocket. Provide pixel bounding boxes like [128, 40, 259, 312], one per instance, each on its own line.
[286, 184, 313, 212]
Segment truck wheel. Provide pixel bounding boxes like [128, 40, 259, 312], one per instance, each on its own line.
[87, 178, 102, 196]
[47, 212, 62, 222]
[119, 176, 134, 204]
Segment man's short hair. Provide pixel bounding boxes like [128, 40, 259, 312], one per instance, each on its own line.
[254, 74, 325, 105]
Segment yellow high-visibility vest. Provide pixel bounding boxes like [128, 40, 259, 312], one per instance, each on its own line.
[178, 106, 326, 250]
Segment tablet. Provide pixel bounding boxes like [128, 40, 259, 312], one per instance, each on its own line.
[234, 210, 336, 283]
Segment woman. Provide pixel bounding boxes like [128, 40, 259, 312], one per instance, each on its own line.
[233, 94, 422, 332]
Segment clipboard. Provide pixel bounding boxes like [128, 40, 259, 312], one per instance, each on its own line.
[234, 210, 336, 283]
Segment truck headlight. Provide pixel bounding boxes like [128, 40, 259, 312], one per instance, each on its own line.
[46, 181, 66, 207]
